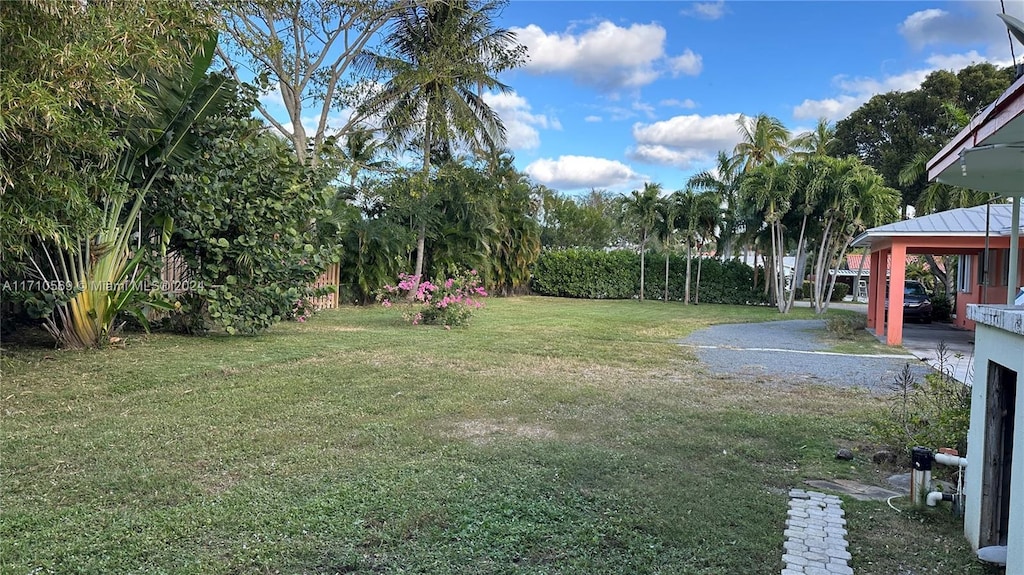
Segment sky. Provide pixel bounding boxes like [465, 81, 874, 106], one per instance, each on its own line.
[253, 0, 1024, 196]
[479, 0, 1024, 195]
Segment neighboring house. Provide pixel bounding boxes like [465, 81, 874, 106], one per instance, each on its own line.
[925, 65, 1024, 570]
[850, 203, 1024, 343]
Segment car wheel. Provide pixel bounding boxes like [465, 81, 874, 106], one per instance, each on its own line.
[923, 316, 932, 324]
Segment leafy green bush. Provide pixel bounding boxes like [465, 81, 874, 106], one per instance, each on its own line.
[824, 314, 866, 339]
[872, 344, 971, 455]
[531, 249, 767, 305]
[830, 282, 850, 302]
[931, 294, 953, 321]
[158, 92, 341, 335]
[530, 248, 638, 299]
[801, 280, 814, 301]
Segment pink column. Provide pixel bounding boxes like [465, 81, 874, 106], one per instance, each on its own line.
[872, 248, 889, 338]
[886, 243, 907, 346]
[866, 250, 881, 329]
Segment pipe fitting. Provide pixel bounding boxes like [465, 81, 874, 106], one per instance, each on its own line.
[926, 491, 953, 507]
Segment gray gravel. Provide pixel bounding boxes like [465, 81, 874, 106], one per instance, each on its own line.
[679, 319, 935, 394]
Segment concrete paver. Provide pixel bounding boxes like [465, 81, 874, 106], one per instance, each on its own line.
[782, 490, 853, 575]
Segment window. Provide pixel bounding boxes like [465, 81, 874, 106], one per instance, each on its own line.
[958, 254, 973, 293]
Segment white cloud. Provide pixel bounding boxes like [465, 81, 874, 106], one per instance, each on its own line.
[632, 100, 656, 119]
[899, 8, 951, 48]
[793, 95, 863, 122]
[925, 50, 999, 70]
[629, 113, 742, 168]
[524, 155, 645, 191]
[512, 21, 703, 90]
[258, 83, 286, 110]
[482, 91, 559, 151]
[683, 1, 726, 20]
[628, 145, 710, 169]
[899, 2, 1024, 50]
[584, 115, 603, 123]
[669, 49, 703, 76]
[792, 50, 1012, 121]
[660, 98, 698, 109]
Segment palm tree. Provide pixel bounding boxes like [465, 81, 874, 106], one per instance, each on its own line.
[739, 162, 794, 312]
[733, 113, 791, 173]
[692, 192, 722, 304]
[675, 189, 722, 304]
[358, 0, 525, 284]
[791, 118, 836, 160]
[654, 199, 679, 302]
[620, 182, 663, 302]
[807, 160, 899, 313]
[687, 150, 743, 260]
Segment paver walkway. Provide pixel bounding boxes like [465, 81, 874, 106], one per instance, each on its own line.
[782, 489, 853, 575]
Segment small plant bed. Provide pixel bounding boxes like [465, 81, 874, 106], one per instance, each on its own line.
[1, 298, 989, 574]
[812, 311, 907, 356]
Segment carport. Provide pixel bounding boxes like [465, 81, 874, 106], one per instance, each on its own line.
[850, 204, 1024, 346]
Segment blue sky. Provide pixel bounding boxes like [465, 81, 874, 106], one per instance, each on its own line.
[479, 0, 1023, 195]
[251, 1, 1024, 196]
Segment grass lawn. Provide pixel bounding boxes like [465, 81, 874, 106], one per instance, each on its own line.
[0, 297, 992, 574]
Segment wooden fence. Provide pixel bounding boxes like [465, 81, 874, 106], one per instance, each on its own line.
[309, 263, 340, 310]
[160, 255, 341, 311]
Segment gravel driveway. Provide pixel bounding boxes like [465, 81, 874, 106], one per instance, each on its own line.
[679, 319, 934, 394]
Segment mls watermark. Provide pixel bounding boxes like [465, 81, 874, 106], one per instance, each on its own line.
[2, 279, 204, 293]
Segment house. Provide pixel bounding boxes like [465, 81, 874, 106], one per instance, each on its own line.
[924, 56, 1024, 570]
[850, 203, 1024, 344]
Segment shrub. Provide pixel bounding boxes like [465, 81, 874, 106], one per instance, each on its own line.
[378, 269, 487, 327]
[829, 282, 850, 302]
[530, 248, 638, 299]
[932, 294, 953, 321]
[531, 248, 768, 305]
[161, 114, 340, 335]
[871, 343, 971, 455]
[824, 314, 866, 339]
[801, 280, 815, 301]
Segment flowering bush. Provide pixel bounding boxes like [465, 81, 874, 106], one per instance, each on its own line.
[288, 298, 315, 323]
[378, 269, 487, 327]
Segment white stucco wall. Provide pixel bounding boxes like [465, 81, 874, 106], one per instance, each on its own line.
[964, 305, 1024, 573]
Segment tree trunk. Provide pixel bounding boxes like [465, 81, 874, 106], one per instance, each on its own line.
[639, 233, 646, 302]
[664, 251, 670, 302]
[695, 243, 704, 304]
[410, 125, 432, 296]
[684, 239, 692, 304]
[752, 245, 759, 289]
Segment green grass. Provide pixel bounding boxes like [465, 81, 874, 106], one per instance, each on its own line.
[0, 297, 991, 574]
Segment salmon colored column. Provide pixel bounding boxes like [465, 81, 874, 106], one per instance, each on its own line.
[872, 248, 889, 338]
[866, 250, 881, 329]
[886, 242, 907, 346]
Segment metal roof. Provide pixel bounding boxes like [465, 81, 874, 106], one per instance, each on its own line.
[851, 203, 1024, 247]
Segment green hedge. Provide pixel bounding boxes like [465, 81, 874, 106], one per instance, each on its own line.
[530, 249, 639, 299]
[531, 248, 767, 305]
[801, 280, 851, 302]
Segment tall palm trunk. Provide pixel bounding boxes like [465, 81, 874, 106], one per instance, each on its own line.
[684, 238, 693, 304]
[695, 241, 704, 304]
[412, 125, 432, 292]
[639, 231, 646, 302]
[664, 251, 670, 302]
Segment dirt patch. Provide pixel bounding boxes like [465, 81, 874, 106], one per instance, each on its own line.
[450, 419, 556, 445]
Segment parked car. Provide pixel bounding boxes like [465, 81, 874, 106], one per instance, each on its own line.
[886, 280, 933, 323]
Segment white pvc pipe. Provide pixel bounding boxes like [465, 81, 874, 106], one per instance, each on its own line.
[911, 469, 932, 505]
[934, 453, 968, 468]
[927, 491, 948, 507]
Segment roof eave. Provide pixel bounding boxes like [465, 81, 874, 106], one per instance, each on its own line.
[926, 73, 1024, 184]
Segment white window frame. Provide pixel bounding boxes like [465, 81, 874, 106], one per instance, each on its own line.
[957, 254, 973, 293]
